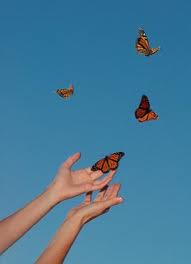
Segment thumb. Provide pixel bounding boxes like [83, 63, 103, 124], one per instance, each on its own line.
[62, 152, 81, 169]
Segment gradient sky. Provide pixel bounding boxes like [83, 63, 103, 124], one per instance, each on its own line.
[1, 0, 191, 263]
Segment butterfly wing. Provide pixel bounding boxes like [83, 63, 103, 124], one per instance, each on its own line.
[56, 89, 69, 98]
[136, 28, 160, 56]
[107, 152, 125, 170]
[149, 47, 160, 56]
[56, 85, 74, 99]
[91, 152, 125, 174]
[68, 84, 74, 95]
[107, 158, 119, 170]
[91, 158, 109, 173]
[135, 95, 150, 119]
[107, 152, 125, 162]
[136, 28, 150, 55]
[138, 111, 159, 122]
[135, 95, 159, 122]
[101, 159, 111, 173]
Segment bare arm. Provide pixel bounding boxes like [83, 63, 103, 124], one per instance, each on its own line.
[35, 184, 123, 264]
[0, 189, 57, 253]
[35, 216, 83, 264]
[0, 152, 114, 254]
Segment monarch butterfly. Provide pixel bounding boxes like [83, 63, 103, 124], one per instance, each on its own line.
[135, 95, 159, 122]
[91, 152, 125, 174]
[136, 28, 160, 56]
[56, 84, 74, 99]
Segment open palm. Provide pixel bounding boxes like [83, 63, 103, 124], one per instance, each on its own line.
[66, 184, 123, 225]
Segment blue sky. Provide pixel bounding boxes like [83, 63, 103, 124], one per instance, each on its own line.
[0, 0, 191, 263]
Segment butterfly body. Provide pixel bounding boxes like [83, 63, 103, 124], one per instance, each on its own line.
[135, 95, 159, 122]
[56, 85, 74, 99]
[136, 28, 160, 56]
[91, 152, 125, 173]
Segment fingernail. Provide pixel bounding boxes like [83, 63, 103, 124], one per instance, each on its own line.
[118, 197, 123, 203]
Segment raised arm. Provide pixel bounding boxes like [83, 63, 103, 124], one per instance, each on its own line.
[35, 183, 123, 264]
[0, 152, 113, 254]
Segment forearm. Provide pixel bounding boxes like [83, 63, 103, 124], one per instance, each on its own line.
[0, 188, 58, 254]
[35, 216, 83, 264]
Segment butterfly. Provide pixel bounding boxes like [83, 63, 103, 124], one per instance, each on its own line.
[91, 152, 125, 173]
[135, 95, 159, 122]
[56, 84, 74, 99]
[136, 28, 160, 56]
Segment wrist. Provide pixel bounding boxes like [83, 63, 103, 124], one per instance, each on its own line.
[43, 186, 63, 207]
[66, 213, 85, 229]
[73, 212, 90, 227]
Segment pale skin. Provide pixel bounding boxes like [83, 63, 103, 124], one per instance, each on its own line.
[35, 184, 123, 264]
[0, 152, 115, 254]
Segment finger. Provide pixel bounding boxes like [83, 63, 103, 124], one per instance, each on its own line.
[106, 170, 117, 180]
[91, 174, 113, 191]
[106, 184, 121, 200]
[93, 170, 116, 185]
[84, 192, 92, 204]
[90, 170, 103, 180]
[92, 197, 123, 217]
[109, 184, 121, 199]
[94, 185, 109, 202]
[85, 167, 92, 174]
[101, 196, 123, 210]
[74, 171, 114, 195]
[104, 184, 116, 200]
[85, 167, 104, 180]
[62, 152, 81, 169]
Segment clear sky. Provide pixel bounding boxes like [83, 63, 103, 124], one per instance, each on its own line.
[1, 0, 191, 263]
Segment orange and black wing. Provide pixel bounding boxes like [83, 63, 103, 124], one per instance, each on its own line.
[91, 152, 125, 173]
[138, 111, 159, 122]
[136, 28, 160, 56]
[149, 47, 160, 56]
[56, 85, 74, 99]
[56, 89, 70, 98]
[136, 28, 150, 55]
[135, 95, 150, 119]
[91, 157, 109, 173]
[107, 152, 125, 171]
[135, 95, 159, 122]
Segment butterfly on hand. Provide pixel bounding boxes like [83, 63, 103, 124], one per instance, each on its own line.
[135, 95, 159, 122]
[56, 84, 74, 99]
[91, 152, 125, 174]
[136, 28, 160, 56]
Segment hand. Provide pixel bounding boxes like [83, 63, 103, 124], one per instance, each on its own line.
[47, 152, 115, 203]
[35, 184, 123, 264]
[66, 183, 123, 226]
